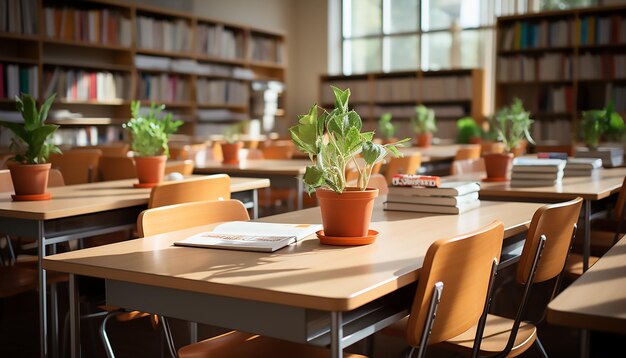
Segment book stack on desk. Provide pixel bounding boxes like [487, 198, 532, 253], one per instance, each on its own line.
[384, 181, 481, 214]
[510, 158, 566, 187]
[564, 158, 602, 177]
[575, 147, 624, 168]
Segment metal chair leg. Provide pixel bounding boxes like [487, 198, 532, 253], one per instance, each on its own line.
[535, 337, 548, 358]
[100, 310, 125, 358]
[160, 316, 178, 358]
[402, 346, 416, 358]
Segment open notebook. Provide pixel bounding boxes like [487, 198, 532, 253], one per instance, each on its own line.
[173, 221, 322, 252]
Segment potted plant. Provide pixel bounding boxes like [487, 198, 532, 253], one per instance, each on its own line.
[576, 102, 625, 167]
[456, 116, 482, 144]
[0, 93, 60, 200]
[378, 113, 397, 144]
[124, 101, 183, 188]
[290, 86, 409, 243]
[410, 105, 436, 147]
[221, 121, 246, 165]
[484, 98, 534, 181]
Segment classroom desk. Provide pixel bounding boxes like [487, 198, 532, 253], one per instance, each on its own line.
[0, 176, 269, 358]
[449, 167, 626, 273]
[43, 200, 545, 358]
[194, 159, 309, 210]
[399, 144, 462, 175]
[547, 235, 626, 357]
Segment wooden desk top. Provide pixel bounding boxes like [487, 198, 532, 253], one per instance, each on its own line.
[449, 167, 626, 201]
[547, 236, 626, 334]
[194, 159, 309, 176]
[0, 177, 270, 221]
[43, 200, 543, 312]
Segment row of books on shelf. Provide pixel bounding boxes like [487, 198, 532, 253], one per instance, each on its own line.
[384, 177, 481, 214]
[195, 79, 248, 106]
[540, 86, 574, 113]
[250, 35, 283, 63]
[0, 64, 37, 100]
[137, 74, 190, 103]
[196, 24, 245, 60]
[43, 68, 130, 102]
[134, 55, 255, 79]
[577, 15, 626, 46]
[498, 55, 572, 82]
[579, 53, 626, 80]
[609, 85, 626, 112]
[43, 7, 132, 47]
[0, 0, 37, 35]
[136, 16, 191, 53]
[370, 105, 465, 119]
[531, 119, 572, 143]
[500, 20, 572, 51]
[196, 109, 248, 122]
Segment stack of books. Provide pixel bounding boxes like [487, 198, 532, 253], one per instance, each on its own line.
[564, 158, 602, 177]
[510, 158, 566, 187]
[575, 147, 624, 168]
[384, 181, 481, 214]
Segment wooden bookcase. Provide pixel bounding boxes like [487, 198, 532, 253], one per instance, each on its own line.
[0, 0, 286, 146]
[495, 4, 626, 144]
[319, 69, 484, 140]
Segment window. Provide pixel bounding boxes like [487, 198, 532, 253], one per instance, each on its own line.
[341, 0, 531, 74]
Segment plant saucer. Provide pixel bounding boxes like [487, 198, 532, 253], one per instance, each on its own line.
[482, 177, 509, 183]
[12, 192, 52, 201]
[316, 229, 379, 246]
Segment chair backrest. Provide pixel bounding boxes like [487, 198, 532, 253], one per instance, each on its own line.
[169, 145, 190, 161]
[148, 174, 231, 208]
[98, 156, 137, 181]
[405, 221, 504, 347]
[164, 160, 194, 176]
[611, 176, 626, 221]
[0, 169, 12, 193]
[261, 142, 295, 159]
[48, 169, 65, 187]
[49, 149, 102, 185]
[454, 145, 481, 160]
[516, 197, 583, 284]
[451, 158, 485, 175]
[138, 199, 250, 237]
[384, 153, 422, 185]
[80, 143, 129, 157]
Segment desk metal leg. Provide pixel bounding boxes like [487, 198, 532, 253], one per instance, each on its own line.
[583, 199, 591, 272]
[189, 322, 198, 343]
[580, 329, 590, 358]
[252, 189, 259, 219]
[38, 221, 48, 358]
[297, 179, 304, 210]
[69, 274, 81, 358]
[50, 244, 59, 358]
[331, 311, 343, 358]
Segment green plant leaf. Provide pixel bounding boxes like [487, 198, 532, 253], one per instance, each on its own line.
[21, 94, 38, 131]
[38, 93, 56, 124]
[303, 166, 324, 189]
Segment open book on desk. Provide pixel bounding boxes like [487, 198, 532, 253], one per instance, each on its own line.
[173, 221, 322, 252]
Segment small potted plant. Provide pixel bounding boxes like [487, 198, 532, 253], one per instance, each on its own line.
[484, 98, 534, 181]
[0, 93, 60, 200]
[456, 116, 482, 144]
[378, 113, 397, 144]
[290, 86, 409, 244]
[221, 121, 246, 165]
[124, 101, 183, 188]
[410, 105, 436, 148]
[576, 102, 625, 167]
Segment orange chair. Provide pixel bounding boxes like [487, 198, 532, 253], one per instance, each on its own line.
[98, 156, 137, 181]
[450, 158, 485, 176]
[49, 149, 102, 184]
[164, 160, 194, 176]
[261, 140, 295, 159]
[383, 153, 422, 185]
[80, 143, 129, 157]
[148, 174, 231, 208]
[454, 145, 481, 160]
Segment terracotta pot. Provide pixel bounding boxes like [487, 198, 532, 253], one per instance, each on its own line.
[483, 153, 513, 180]
[7, 162, 51, 195]
[316, 187, 379, 237]
[221, 142, 242, 164]
[382, 138, 398, 145]
[469, 136, 482, 145]
[416, 133, 433, 148]
[134, 155, 167, 185]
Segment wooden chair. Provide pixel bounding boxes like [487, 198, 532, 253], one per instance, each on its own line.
[98, 156, 137, 181]
[101, 200, 250, 358]
[437, 197, 583, 357]
[383, 153, 422, 185]
[148, 174, 231, 208]
[451, 158, 485, 175]
[49, 149, 102, 185]
[381, 221, 504, 358]
[164, 160, 194, 176]
[48, 169, 65, 187]
[80, 143, 129, 157]
[261, 141, 295, 159]
[454, 145, 481, 160]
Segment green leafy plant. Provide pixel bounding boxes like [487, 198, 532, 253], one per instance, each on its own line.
[0, 93, 60, 164]
[124, 101, 183, 157]
[488, 98, 535, 153]
[378, 113, 395, 140]
[223, 121, 247, 144]
[579, 102, 625, 150]
[410, 105, 437, 135]
[290, 86, 409, 194]
[456, 117, 482, 144]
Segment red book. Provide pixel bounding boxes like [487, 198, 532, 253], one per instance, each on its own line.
[0, 64, 4, 99]
[565, 86, 574, 112]
[89, 72, 97, 100]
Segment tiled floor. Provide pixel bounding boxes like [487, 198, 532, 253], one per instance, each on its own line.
[1, 263, 622, 357]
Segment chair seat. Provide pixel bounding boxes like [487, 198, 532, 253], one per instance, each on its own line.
[178, 331, 367, 358]
[0, 266, 38, 298]
[564, 253, 600, 278]
[98, 305, 152, 322]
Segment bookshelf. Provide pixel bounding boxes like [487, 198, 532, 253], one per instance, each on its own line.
[0, 0, 286, 146]
[319, 69, 484, 140]
[495, 4, 626, 144]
